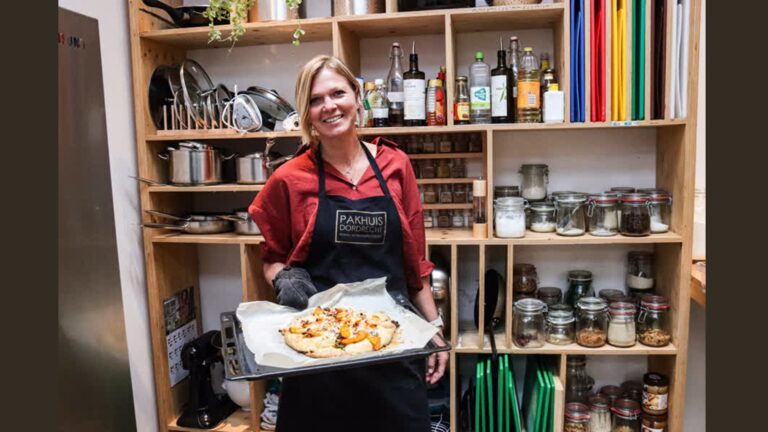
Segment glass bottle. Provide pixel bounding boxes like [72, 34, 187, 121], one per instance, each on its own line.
[636, 294, 671, 347]
[555, 193, 588, 236]
[607, 301, 637, 347]
[363, 81, 375, 127]
[506, 36, 520, 122]
[513, 263, 538, 294]
[565, 355, 595, 403]
[589, 395, 613, 432]
[426, 78, 446, 126]
[403, 41, 426, 126]
[491, 37, 510, 123]
[519, 164, 549, 201]
[626, 251, 655, 302]
[611, 398, 641, 432]
[566, 270, 594, 307]
[517, 47, 541, 123]
[619, 193, 652, 236]
[453, 76, 471, 125]
[512, 298, 547, 348]
[575, 296, 609, 348]
[546, 307, 575, 345]
[370, 78, 389, 127]
[587, 193, 620, 236]
[386, 42, 404, 127]
[469, 51, 491, 124]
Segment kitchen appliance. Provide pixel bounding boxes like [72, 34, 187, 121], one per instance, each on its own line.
[251, 0, 307, 21]
[159, 142, 235, 185]
[222, 380, 252, 411]
[143, 210, 234, 234]
[220, 209, 262, 235]
[177, 331, 239, 428]
[397, 0, 473, 12]
[332, 0, 385, 16]
[140, 0, 226, 28]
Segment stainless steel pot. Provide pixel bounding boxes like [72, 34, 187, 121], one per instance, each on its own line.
[253, 0, 306, 21]
[236, 152, 270, 184]
[431, 268, 451, 336]
[220, 209, 261, 235]
[143, 210, 233, 234]
[332, 0, 385, 16]
[158, 141, 235, 186]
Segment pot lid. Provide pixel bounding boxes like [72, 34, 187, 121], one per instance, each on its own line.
[180, 59, 214, 123]
[245, 85, 296, 121]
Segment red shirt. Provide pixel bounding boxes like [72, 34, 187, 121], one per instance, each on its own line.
[248, 138, 433, 294]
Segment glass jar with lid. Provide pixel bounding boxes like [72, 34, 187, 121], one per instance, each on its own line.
[420, 160, 436, 179]
[405, 135, 419, 154]
[436, 160, 451, 178]
[437, 210, 452, 228]
[411, 159, 420, 178]
[519, 164, 549, 201]
[529, 201, 557, 232]
[607, 301, 637, 347]
[626, 251, 655, 302]
[599, 289, 630, 305]
[643, 190, 672, 233]
[599, 385, 625, 407]
[551, 190, 581, 201]
[566, 270, 594, 307]
[555, 193, 588, 236]
[564, 402, 591, 432]
[513, 263, 538, 294]
[609, 187, 636, 194]
[575, 296, 609, 348]
[587, 193, 620, 236]
[453, 184, 468, 203]
[451, 158, 466, 178]
[619, 193, 652, 236]
[641, 413, 667, 431]
[453, 134, 469, 153]
[537, 286, 563, 307]
[422, 135, 436, 153]
[452, 210, 464, 227]
[546, 307, 575, 345]
[589, 395, 613, 432]
[566, 355, 595, 403]
[611, 398, 641, 432]
[512, 298, 547, 348]
[423, 185, 438, 204]
[637, 294, 672, 347]
[495, 197, 526, 238]
[494, 185, 521, 200]
[439, 184, 453, 203]
[621, 381, 644, 403]
[642, 372, 669, 415]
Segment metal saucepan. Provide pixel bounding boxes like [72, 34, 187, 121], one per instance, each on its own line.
[143, 210, 233, 234]
[158, 141, 235, 186]
[140, 0, 227, 28]
[219, 209, 261, 235]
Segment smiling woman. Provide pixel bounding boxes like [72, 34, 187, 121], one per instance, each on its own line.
[247, 55, 449, 432]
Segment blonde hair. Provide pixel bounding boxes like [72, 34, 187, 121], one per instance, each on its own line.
[295, 55, 361, 146]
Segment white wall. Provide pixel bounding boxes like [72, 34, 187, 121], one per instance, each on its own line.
[59, 1, 705, 430]
[57, 1, 156, 431]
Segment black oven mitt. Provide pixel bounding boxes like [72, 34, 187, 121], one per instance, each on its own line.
[272, 266, 317, 310]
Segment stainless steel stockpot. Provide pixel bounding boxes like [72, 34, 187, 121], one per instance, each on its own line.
[158, 141, 234, 185]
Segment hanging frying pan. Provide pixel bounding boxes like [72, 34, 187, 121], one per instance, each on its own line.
[474, 269, 507, 331]
[140, 0, 227, 28]
[148, 64, 181, 129]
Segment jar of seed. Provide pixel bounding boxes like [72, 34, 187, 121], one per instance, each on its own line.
[575, 296, 609, 348]
[607, 301, 637, 347]
[513, 263, 538, 294]
[637, 295, 672, 347]
[619, 193, 652, 236]
[612, 398, 641, 432]
[564, 402, 591, 432]
[546, 307, 575, 345]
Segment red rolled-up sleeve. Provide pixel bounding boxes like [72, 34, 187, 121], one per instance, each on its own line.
[248, 174, 292, 264]
[400, 155, 435, 286]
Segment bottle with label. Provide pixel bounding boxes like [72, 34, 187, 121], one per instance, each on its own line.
[370, 78, 389, 127]
[363, 81, 376, 127]
[426, 79, 446, 126]
[469, 51, 491, 124]
[517, 47, 541, 123]
[507, 36, 521, 122]
[491, 37, 510, 123]
[543, 83, 565, 123]
[386, 42, 405, 127]
[403, 41, 426, 126]
[454, 76, 471, 125]
[540, 52, 556, 107]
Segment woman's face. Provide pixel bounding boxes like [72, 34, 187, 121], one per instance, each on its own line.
[308, 68, 359, 140]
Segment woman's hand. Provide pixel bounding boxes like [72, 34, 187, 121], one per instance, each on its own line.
[426, 333, 449, 384]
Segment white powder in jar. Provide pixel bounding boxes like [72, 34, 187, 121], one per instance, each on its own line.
[608, 320, 636, 347]
[522, 185, 547, 200]
[651, 221, 669, 233]
[589, 227, 617, 236]
[557, 227, 585, 236]
[626, 273, 654, 289]
[495, 213, 526, 238]
[531, 221, 556, 232]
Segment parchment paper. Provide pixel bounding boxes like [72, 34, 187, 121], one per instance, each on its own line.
[235, 277, 439, 369]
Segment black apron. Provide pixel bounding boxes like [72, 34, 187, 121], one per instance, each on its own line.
[275, 141, 429, 432]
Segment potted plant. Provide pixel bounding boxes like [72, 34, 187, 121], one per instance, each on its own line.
[204, 0, 305, 46]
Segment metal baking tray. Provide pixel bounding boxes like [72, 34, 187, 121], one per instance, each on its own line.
[220, 294, 451, 381]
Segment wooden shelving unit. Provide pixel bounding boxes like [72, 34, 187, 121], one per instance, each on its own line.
[127, 0, 701, 431]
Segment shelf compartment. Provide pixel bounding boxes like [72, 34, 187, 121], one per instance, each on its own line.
[168, 409, 255, 432]
[408, 152, 484, 160]
[454, 331, 677, 355]
[147, 130, 303, 141]
[416, 178, 474, 185]
[147, 184, 264, 193]
[152, 233, 264, 244]
[336, 11, 445, 38]
[141, 18, 334, 49]
[505, 231, 683, 245]
[450, 3, 565, 32]
[423, 203, 473, 210]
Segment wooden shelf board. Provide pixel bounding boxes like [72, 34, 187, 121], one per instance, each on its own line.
[168, 409, 253, 432]
[148, 184, 264, 193]
[423, 203, 473, 210]
[146, 130, 302, 141]
[454, 332, 677, 355]
[451, 3, 565, 32]
[141, 18, 334, 49]
[416, 178, 474, 185]
[151, 232, 263, 244]
[408, 152, 484, 160]
[426, 230, 683, 245]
